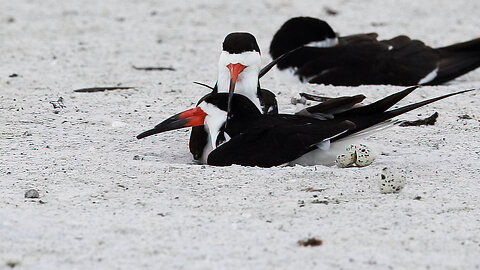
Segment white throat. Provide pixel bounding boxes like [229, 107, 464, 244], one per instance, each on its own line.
[217, 51, 262, 112]
[198, 102, 228, 163]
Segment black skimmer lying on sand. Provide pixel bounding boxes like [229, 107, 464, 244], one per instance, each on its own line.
[137, 87, 475, 167]
[189, 32, 280, 162]
[270, 17, 480, 86]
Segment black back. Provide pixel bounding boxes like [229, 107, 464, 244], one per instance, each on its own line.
[270, 16, 480, 86]
[206, 94, 355, 167]
[204, 87, 474, 167]
[277, 37, 438, 86]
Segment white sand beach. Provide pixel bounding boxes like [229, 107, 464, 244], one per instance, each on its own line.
[1, 0, 479, 269]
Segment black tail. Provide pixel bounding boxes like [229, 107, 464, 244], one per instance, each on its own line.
[427, 38, 480, 85]
[335, 85, 419, 117]
[332, 88, 477, 142]
[303, 94, 366, 115]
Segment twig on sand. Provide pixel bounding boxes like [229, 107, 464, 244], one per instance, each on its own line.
[399, 112, 439, 127]
[132, 65, 175, 71]
[299, 92, 333, 102]
[298, 238, 323, 247]
[73, 87, 135, 93]
[50, 97, 66, 108]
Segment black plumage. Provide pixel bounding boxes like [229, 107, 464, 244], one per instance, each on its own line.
[270, 17, 480, 86]
[137, 87, 476, 167]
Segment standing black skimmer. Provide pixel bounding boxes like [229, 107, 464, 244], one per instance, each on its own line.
[137, 87, 475, 167]
[270, 17, 480, 86]
[189, 32, 279, 162]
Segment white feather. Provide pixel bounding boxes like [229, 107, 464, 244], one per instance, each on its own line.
[418, 67, 438, 84]
[217, 51, 262, 111]
[304, 37, 339, 48]
[291, 120, 398, 166]
[198, 102, 228, 164]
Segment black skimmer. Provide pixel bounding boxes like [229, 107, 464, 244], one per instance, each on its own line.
[269, 17, 480, 86]
[189, 32, 280, 162]
[137, 87, 475, 167]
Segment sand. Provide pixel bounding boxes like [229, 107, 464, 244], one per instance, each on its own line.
[1, 0, 479, 269]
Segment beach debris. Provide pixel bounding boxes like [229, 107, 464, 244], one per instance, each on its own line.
[371, 22, 387, 27]
[9, 73, 19, 78]
[299, 92, 331, 102]
[301, 187, 327, 192]
[458, 114, 472, 120]
[290, 96, 307, 105]
[335, 144, 376, 167]
[298, 237, 323, 247]
[73, 86, 135, 93]
[132, 65, 175, 71]
[297, 200, 305, 207]
[133, 155, 144, 160]
[6, 260, 20, 268]
[324, 6, 339, 16]
[24, 189, 40, 198]
[400, 112, 438, 127]
[311, 199, 329, 205]
[378, 167, 406, 194]
[50, 97, 65, 109]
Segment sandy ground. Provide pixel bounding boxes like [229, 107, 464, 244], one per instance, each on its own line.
[1, 0, 480, 269]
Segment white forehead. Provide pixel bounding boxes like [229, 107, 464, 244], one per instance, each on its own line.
[218, 51, 261, 67]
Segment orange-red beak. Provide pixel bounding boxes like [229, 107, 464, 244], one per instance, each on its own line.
[226, 63, 246, 122]
[137, 107, 207, 139]
[227, 63, 246, 86]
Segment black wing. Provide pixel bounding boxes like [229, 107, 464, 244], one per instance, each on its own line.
[258, 88, 278, 114]
[279, 36, 438, 86]
[297, 94, 366, 118]
[428, 37, 480, 85]
[338, 33, 379, 46]
[189, 126, 208, 160]
[207, 117, 355, 167]
[332, 87, 475, 141]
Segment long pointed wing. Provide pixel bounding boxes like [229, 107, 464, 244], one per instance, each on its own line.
[207, 120, 355, 167]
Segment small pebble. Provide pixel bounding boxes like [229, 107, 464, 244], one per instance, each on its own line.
[25, 189, 40, 198]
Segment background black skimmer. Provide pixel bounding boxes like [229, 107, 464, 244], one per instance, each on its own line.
[137, 87, 476, 167]
[189, 32, 278, 162]
[269, 16, 480, 86]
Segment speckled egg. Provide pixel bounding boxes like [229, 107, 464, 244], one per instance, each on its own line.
[335, 145, 357, 167]
[335, 153, 355, 168]
[379, 167, 406, 193]
[355, 144, 376, 167]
